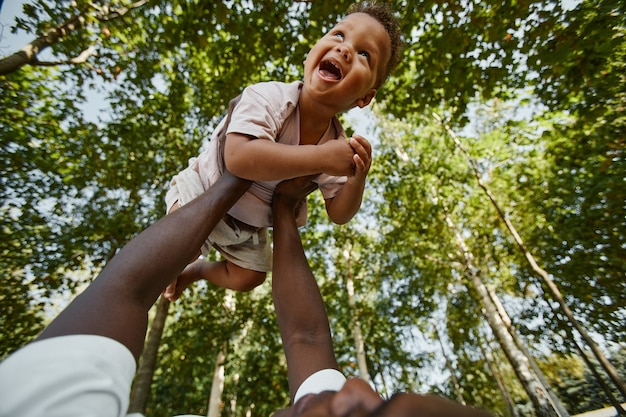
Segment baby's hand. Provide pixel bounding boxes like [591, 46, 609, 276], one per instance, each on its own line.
[317, 139, 357, 176]
[348, 134, 372, 180]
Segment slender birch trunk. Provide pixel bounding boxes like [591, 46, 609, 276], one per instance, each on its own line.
[128, 295, 170, 414]
[435, 114, 626, 402]
[207, 342, 227, 417]
[435, 326, 465, 405]
[478, 339, 518, 417]
[487, 287, 570, 416]
[344, 246, 372, 383]
[438, 203, 558, 417]
[206, 290, 235, 417]
[563, 324, 626, 416]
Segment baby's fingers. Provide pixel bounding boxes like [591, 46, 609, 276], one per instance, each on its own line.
[349, 135, 372, 157]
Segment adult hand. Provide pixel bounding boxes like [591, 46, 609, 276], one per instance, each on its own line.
[272, 175, 319, 213]
[274, 378, 494, 416]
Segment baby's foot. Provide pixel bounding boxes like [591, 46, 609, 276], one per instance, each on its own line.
[163, 260, 206, 301]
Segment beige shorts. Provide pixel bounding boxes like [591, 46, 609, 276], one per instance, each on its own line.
[165, 167, 271, 273]
[204, 215, 272, 273]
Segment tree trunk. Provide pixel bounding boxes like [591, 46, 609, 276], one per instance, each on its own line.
[478, 339, 518, 417]
[441, 207, 558, 417]
[128, 295, 171, 414]
[207, 342, 227, 417]
[435, 326, 465, 405]
[488, 287, 570, 416]
[344, 246, 372, 383]
[563, 325, 626, 416]
[206, 290, 236, 416]
[436, 115, 626, 401]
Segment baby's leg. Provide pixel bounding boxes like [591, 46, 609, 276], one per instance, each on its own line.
[164, 200, 267, 298]
[163, 259, 266, 300]
[217, 260, 266, 292]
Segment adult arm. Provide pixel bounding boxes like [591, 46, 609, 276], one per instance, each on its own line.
[271, 177, 339, 401]
[37, 172, 252, 360]
[270, 179, 497, 417]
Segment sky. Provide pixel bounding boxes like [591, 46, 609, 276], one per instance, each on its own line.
[1, 0, 34, 55]
[0, 0, 377, 132]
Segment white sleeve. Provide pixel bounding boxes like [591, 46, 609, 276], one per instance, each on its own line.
[0, 335, 136, 417]
[294, 369, 347, 404]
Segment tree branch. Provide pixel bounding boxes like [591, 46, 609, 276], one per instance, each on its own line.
[0, 0, 147, 75]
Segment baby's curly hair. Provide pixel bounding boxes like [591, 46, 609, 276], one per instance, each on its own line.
[347, 1, 404, 87]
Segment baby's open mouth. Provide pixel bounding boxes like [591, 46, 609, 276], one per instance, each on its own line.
[318, 60, 342, 80]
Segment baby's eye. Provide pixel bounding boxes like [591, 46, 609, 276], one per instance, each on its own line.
[358, 50, 370, 59]
[333, 31, 344, 39]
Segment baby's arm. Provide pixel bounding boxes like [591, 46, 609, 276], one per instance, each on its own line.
[325, 135, 372, 225]
[224, 133, 357, 181]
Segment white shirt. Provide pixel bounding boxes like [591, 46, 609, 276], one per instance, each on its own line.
[0, 335, 346, 416]
[0, 335, 136, 417]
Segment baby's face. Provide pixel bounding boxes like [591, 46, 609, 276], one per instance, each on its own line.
[302, 13, 391, 111]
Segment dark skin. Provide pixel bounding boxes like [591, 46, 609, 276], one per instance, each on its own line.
[31, 169, 493, 417]
[271, 178, 495, 417]
[36, 172, 252, 360]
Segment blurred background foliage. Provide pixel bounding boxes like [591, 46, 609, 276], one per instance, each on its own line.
[1, 0, 624, 415]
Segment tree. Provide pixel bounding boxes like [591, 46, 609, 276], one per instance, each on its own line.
[436, 114, 626, 406]
[551, 347, 626, 415]
[365, 106, 618, 415]
[2, 1, 625, 415]
[439, 194, 558, 417]
[343, 242, 372, 383]
[128, 296, 170, 414]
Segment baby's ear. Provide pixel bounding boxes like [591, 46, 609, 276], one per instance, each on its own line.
[356, 89, 377, 108]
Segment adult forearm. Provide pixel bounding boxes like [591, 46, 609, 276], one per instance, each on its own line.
[272, 200, 330, 337]
[271, 186, 338, 397]
[37, 172, 252, 359]
[96, 172, 251, 303]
